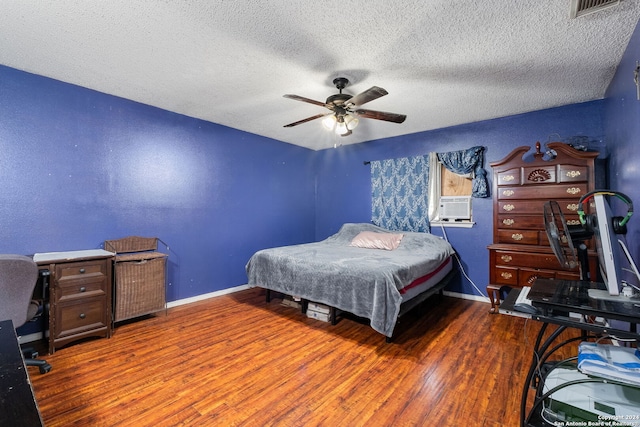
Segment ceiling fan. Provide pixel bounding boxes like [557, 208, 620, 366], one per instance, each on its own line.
[283, 77, 407, 137]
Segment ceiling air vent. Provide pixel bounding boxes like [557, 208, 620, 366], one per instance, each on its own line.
[570, 0, 620, 18]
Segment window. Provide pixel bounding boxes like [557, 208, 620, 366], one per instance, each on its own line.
[369, 147, 487, 231]
[429, 157, 475, 227]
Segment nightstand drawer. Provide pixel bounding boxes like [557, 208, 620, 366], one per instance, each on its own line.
[54, 296, 108, 339]
[57, 277, 107, 301]
[56, 260, 108, 281]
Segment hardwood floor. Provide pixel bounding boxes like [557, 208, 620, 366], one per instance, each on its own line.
[29, 289, 579, 426]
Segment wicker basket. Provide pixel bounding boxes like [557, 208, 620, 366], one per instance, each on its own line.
[105, 237, 168, 322]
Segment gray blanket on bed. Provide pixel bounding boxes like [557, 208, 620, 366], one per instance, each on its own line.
[245, 223, 455, 337]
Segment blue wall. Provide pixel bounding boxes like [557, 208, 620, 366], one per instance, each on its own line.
[314, 102, 606, 296]
[604, 19, 640, 263]
[0, 65, 317, 302]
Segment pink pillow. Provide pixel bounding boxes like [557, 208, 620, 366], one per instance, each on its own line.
[349, 231, 404, 250]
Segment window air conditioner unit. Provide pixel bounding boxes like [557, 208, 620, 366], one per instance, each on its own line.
[439, 196, 472, 220]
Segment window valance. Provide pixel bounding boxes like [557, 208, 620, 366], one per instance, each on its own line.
[437, 146, 489, 198]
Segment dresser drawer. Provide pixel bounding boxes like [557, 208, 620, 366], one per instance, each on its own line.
[54, 296, 108, 339]
[518, 268, 566, 287]
[557, 165, 590, 183]
[497, 215, 544, 230]
[494, 266, 519, 286]
[493, 266, 558, 286]
[496, 229, 542, 245]
[521, 166, 556, 184]
[497, 168, 522, 186]
[497, 183, 588, 200]
[498, 198, 580, 215]
[497, 200, 542, 215]
[492, 250, 564, 270]
[492, 265, 580, 287]
[56, 259, 108, 281]
[497, 214, 584, 230]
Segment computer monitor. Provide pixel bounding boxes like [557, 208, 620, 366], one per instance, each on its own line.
[593, 194, 624, 296]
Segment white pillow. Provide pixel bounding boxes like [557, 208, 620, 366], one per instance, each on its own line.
[349, 231, 404, 251]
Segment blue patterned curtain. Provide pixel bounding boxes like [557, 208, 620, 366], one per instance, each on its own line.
[437, 146, 489, 198]
[370, 155, 430, 232]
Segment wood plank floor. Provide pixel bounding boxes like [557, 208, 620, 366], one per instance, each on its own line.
[28, 289, 579, 426]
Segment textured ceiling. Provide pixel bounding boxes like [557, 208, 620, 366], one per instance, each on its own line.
[1, 1, 639, 150]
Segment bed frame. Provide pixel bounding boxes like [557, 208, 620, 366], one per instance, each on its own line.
[264, 268, 457, 343]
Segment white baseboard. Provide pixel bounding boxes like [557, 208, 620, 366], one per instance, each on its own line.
[166, 284, 251, 308]
[443, 290, 490, 304]
[171, 286, 490, 307]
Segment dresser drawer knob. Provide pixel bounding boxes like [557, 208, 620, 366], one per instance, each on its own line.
[79, 286, 86, 292]
[79, 313, 86, 319]
[501, 272, 513, 279]
[511, 233, 523, 241]
[501, 255, 513, 263]
[79, 268, 86, 274]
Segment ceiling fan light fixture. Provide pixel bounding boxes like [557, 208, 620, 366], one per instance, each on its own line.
[344, 114, 359, 130]
[333, 113, 358, 136]
[322, 114, 337, 130]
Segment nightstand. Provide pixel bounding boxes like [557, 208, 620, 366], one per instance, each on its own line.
[33, 250, 114, 354]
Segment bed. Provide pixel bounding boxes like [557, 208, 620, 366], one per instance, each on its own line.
[245, 223, 456, 340]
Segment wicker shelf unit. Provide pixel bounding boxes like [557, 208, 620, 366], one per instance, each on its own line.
[105, 236, 168, 323]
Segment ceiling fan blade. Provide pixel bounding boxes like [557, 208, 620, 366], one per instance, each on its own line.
[283, 113, 326, 128]
[354, 108, 407, 123]
[283, 94, 328, 108]
[344, 86, 388, 107]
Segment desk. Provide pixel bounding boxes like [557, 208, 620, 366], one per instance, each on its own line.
[520, 278, 640, 426]
[0, 320, 44, 427]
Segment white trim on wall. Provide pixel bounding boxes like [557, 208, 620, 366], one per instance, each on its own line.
[166, 284, 251, 308]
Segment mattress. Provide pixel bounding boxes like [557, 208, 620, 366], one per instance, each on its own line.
[400, 256, 453, 301]
[246, 223, 455, 337]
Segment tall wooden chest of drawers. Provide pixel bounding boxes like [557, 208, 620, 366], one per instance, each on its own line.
[487, 142, 600, 313]
[34, 250, 114, 353]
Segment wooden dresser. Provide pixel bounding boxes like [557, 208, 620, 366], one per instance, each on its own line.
[34, 250, 114, 353]
[487, 142, 600, 313]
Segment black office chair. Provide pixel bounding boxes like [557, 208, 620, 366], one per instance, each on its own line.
[0, 254, 51, 374]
